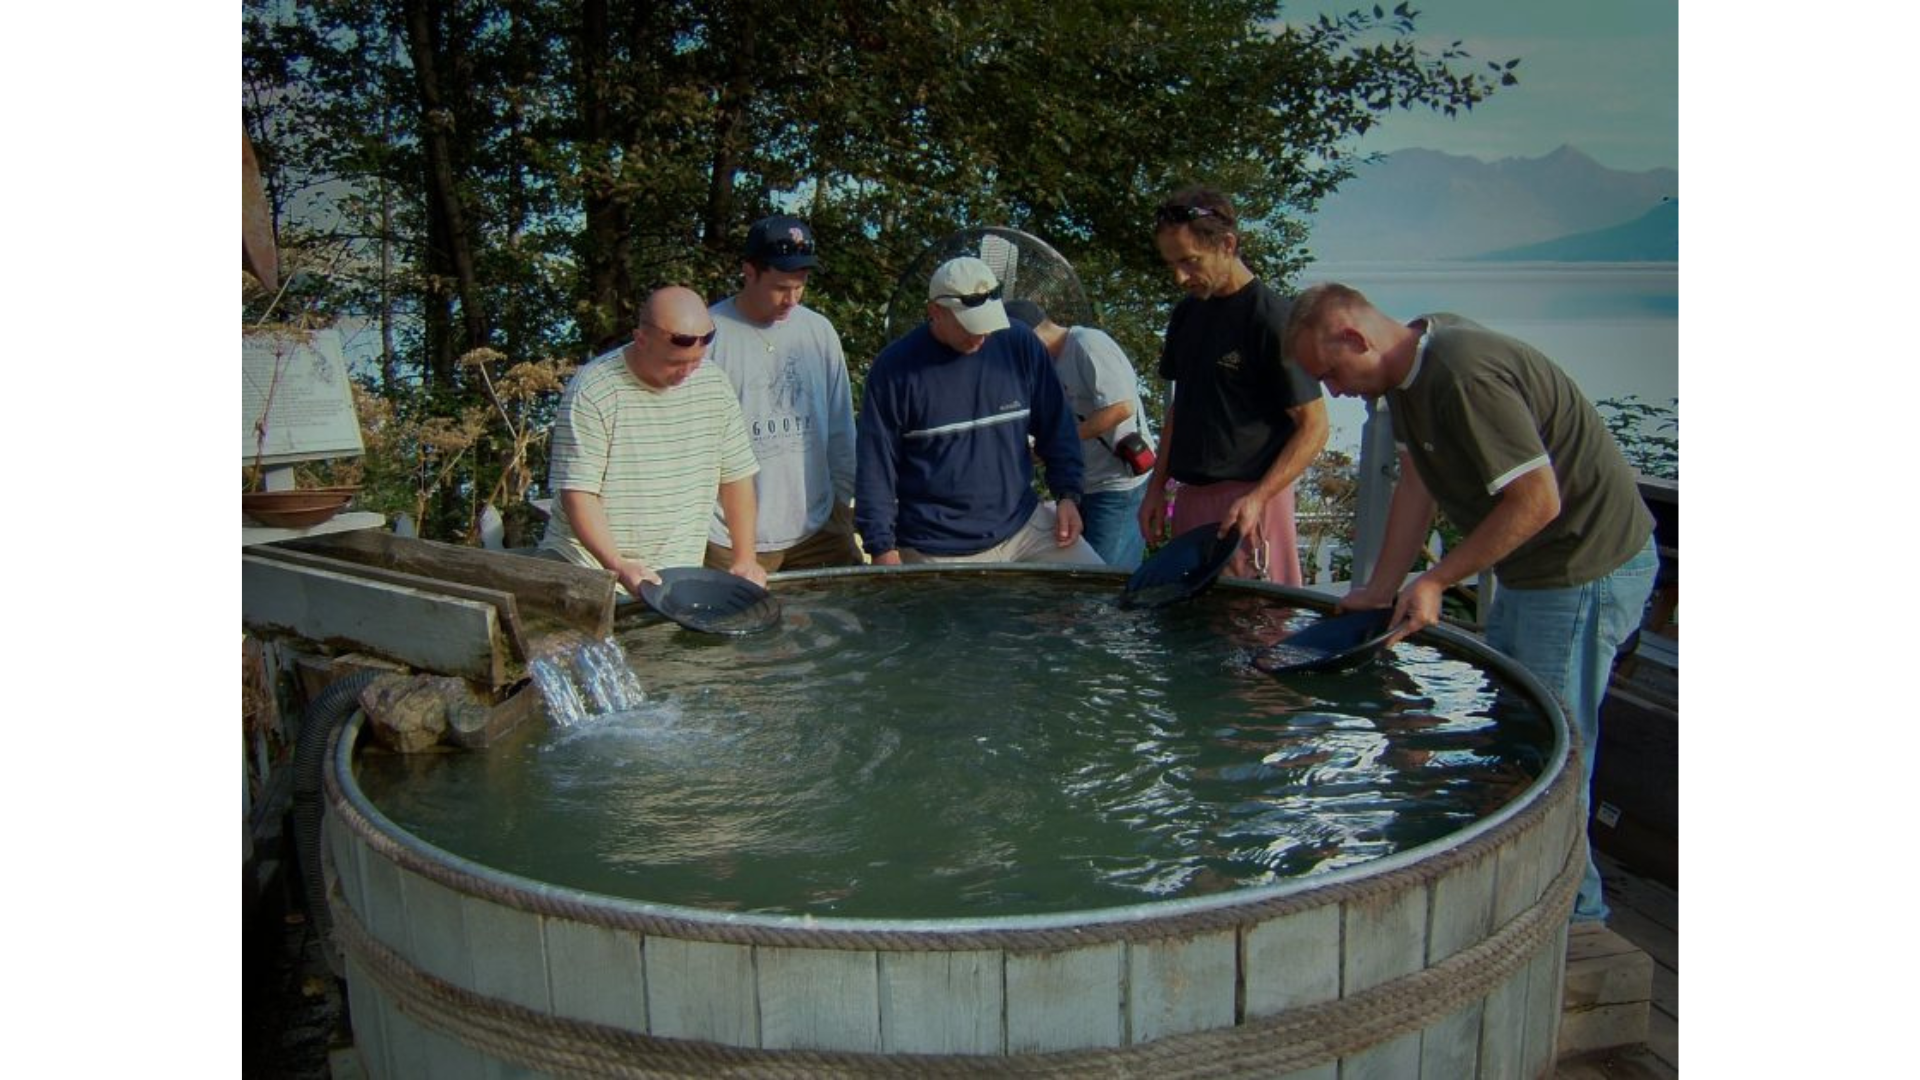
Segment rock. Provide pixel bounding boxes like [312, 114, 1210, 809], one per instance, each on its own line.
[357, 673, 450, 753]
[446, 679, 546, 749]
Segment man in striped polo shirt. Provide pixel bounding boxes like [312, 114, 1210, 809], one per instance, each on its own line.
[537, 286, 767, 593]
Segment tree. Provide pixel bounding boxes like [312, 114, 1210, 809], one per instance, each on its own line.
[243, 0, 1515, 543]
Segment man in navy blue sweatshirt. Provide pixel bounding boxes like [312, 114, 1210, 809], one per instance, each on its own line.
[855, 256, 1100, 566]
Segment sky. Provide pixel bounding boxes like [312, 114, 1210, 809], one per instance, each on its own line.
[1337, 0, 1678, 172]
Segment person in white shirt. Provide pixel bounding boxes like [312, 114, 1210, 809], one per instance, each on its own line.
[703, 214, 861, 572]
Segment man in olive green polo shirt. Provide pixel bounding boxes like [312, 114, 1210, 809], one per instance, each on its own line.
[1284, 282, 1658, 925]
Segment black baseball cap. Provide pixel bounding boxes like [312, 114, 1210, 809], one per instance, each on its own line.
[744, 215, 819, 271]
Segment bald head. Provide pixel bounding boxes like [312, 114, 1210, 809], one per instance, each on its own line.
[644, 286, 710, 330]
[629, 286, 717, 390]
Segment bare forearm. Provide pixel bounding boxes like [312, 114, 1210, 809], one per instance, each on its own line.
[1146, 404, 1175, 493]
[1367, 463, 1437, 591]
[1421, 466, 1560, 590]
[559, 489, 624, 571]
[1077, 401, 1133, 442]
[717, 477, 758, 557]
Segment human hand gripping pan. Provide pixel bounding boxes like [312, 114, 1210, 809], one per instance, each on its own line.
[639, 567, 783, 635]
[1118, 523, 1242, 609]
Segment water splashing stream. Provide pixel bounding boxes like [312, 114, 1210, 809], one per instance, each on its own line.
[528, 633, 645, 725]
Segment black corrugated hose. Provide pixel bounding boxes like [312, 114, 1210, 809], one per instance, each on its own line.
[292, 669, 381, 978]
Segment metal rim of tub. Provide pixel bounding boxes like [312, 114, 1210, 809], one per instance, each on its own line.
[324, 565, 1584, 1076]
[332, 566, 1573, 947]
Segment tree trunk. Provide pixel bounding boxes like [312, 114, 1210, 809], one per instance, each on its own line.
[403, 0, 490, 382]
[576, 0, 634, 349]
[702, 9, 756, 254]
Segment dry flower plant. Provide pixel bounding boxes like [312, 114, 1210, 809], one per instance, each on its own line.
[459, 347, 576, 526]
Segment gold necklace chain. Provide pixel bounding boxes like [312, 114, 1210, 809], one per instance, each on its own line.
[749, 323, 776, 354]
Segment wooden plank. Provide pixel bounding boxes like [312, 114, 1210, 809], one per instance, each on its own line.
[878, 950, 1003, 1054]
[1521, 922, 1567, 1077]
[465, 894, 551, 1013]
[250, 545, 532, 662]
[1476, 964, 1529, 1080]
[356, 838, 409, 955]
[1126, 930, 1236, 1044]
[1341, 1030, 1419, 1080]
[1603, 901, 1677, 972]
[1491, 834, 1541, 926]
[1648, 990, 1679, 1068]
[397, 871, 472, 988]
[757, 946, 880, 1051]
[1566, 923, 1639, 963]
[282, 529, 617, 637]
[1006, 943, 1123, 1052]
[243, 554, 506, 686]
[344, 958, 395, 1080]
[377, 978, 432, 1079]
[643, 938, 758, 1047]
[1651, 961, 1677, 1020]
[1340, 885, 1427, 1079]
[1419, 1000, 1483, 1079]
[1428, 852, 1496, 962]
[1242, 904, 1341, 1017]
[544, 918, 646, 1031]
[1557, 1000, 1649, 1057]
[1598, 853, 1678, 931]
[324, 818, 365, 934]
[1564, 934, 1653, 1010]
[1343, 885, 1427, 992]
[1557, 1047, 1677, 1080]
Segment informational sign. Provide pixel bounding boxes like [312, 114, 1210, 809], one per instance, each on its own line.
[242, 328, 364, 466]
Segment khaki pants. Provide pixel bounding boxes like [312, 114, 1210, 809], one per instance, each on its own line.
[706, 502, 863, 574]
[897, 502, 1102, 566]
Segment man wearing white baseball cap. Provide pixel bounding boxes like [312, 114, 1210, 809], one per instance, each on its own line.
[855, 256, 1099, 566]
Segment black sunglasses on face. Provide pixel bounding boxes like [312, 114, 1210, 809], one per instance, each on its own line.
[647, 321, 717, 348]
[935, 284, 1004, 308]
[1155, 205, 1231, 226]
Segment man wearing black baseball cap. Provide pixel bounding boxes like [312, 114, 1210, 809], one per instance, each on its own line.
[704, 214, 863, 572]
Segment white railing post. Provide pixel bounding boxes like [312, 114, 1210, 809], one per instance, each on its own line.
[1350, 397, 1396, 585]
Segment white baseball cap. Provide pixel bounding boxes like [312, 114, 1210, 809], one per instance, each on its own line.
[927, 256, 1010, 335]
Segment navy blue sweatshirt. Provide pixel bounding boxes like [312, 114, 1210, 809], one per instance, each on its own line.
[855, 322, 1084, 556]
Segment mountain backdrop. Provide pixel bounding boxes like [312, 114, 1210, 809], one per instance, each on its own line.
[1305, 145, 1677, 262]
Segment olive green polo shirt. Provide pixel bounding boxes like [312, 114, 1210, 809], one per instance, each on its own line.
[1388, 314, 1653, 588]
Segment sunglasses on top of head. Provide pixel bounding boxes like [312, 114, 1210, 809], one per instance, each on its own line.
[647, 321, 718, 348]
[935, 284, 1004, 308]
[1154, 205, 1232, 227]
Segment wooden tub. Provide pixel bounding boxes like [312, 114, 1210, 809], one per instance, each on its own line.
[324, 580, 1581, 1078]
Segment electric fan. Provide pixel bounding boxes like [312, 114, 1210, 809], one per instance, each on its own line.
[882, 226, 1094, 344]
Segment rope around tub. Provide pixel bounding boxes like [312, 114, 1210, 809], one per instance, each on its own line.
[328, 829, 1582, 1078]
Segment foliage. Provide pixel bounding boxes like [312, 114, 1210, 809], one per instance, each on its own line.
[243, 0, 1515, 543]
[1597, 395, 1679, 480]
[1297, 448, 1359, 582]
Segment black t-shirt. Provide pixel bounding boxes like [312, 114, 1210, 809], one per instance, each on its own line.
[1157, 280, 1323, 484]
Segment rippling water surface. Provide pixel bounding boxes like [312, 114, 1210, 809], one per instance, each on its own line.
[355, 572, 1553, 918]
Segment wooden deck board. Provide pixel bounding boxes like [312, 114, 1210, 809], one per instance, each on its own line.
[1555, 851, 1678, 1076]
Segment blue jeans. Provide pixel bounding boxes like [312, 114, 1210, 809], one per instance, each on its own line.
[1484, 536, 1659, 923]
[1080, 484, 1149, 571]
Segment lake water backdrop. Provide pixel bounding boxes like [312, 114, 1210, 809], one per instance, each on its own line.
[1295, 261, 1679, 458]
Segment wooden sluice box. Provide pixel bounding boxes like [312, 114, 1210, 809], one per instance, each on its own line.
[241, 530, 617, 689]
